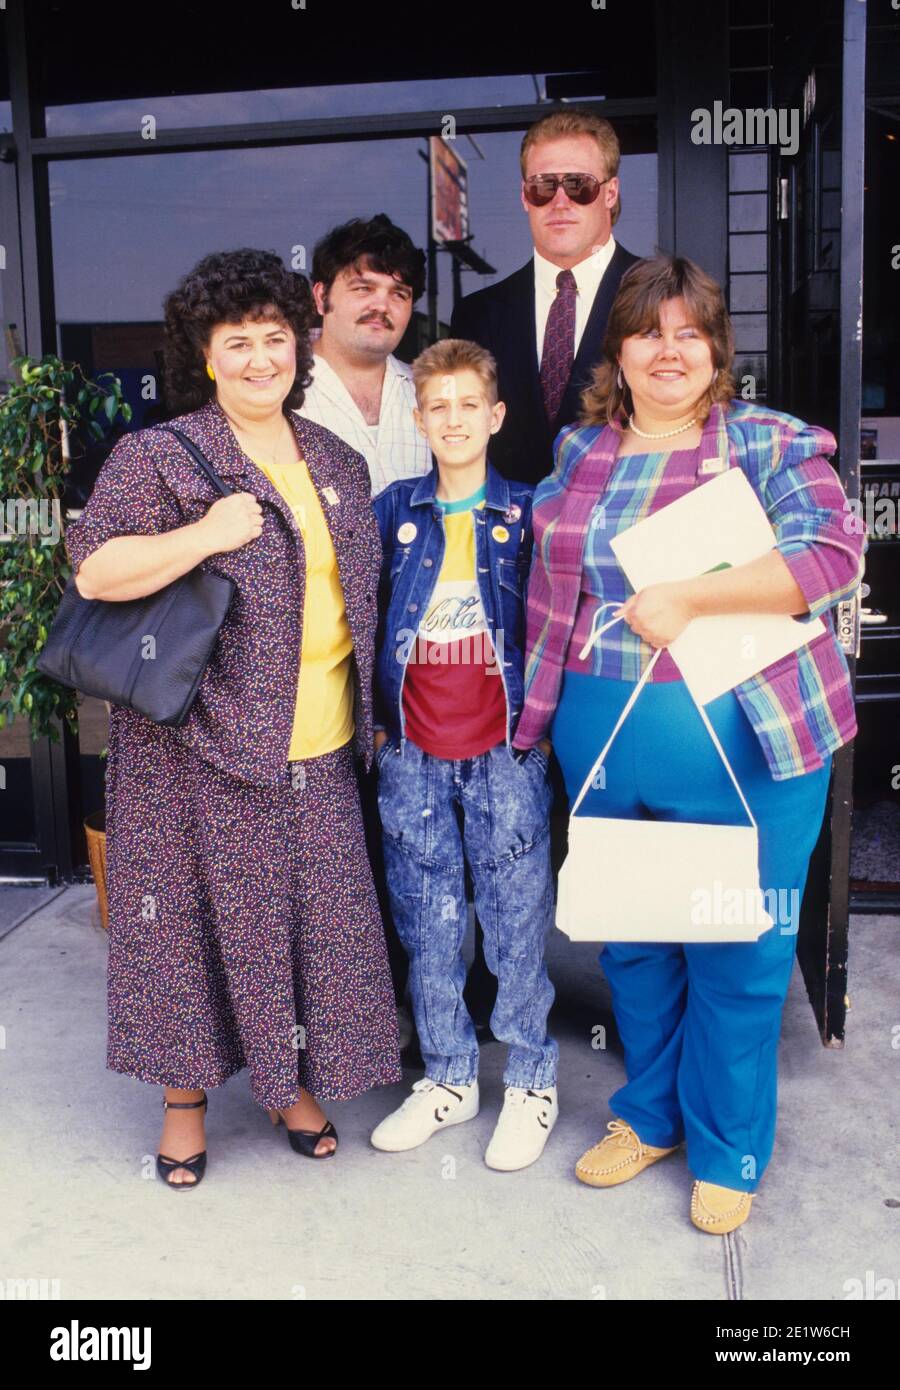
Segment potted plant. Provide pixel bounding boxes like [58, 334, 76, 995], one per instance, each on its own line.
[0, 353, 131, 922]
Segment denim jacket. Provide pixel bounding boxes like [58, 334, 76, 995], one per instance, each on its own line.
[372, 461, 535, 750]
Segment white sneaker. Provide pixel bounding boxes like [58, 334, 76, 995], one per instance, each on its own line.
[484, 1085, 558, 1171]
[370, 1078, 480, 1152]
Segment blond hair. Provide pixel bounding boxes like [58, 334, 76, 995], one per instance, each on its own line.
[411, 337, 498, 406]
[520, 109, 622, 226]
[580, 255, 736, 430]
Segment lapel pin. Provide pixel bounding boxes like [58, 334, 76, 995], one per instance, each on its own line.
[322, 485, 340, 504]
[397, 521, 417, 544]
[492, 524, 510, 543]
[503, 503, 522, 524]
[699, 456, 727, 475]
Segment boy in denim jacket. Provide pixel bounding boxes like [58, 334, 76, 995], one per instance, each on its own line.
[369, 339, 558, 1171]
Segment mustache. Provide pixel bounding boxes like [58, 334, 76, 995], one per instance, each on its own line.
[357, 312, 394, 329]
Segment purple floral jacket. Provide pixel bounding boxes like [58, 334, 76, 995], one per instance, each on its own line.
[64, 398, 382, 787]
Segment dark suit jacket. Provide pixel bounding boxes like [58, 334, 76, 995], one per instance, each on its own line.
[449, 242, 641, 486]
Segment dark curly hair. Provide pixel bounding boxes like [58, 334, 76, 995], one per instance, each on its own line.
[311, 214, 426, 308]
[162, 248, 315, 414]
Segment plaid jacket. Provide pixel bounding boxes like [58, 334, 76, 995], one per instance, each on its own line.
[512, 399, 865, 781]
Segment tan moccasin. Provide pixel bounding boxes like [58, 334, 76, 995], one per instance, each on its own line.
[690, 1180, 754, 1234]
[575, 1119, 680, 1188]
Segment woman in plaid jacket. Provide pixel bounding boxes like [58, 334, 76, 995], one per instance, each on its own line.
[513, 254, 864, 1235]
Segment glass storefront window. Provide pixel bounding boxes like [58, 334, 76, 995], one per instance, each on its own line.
[728, 153, 768, 195]
[729, 272, 767, 313]
[43, 119, 655, 871]
[46, 76, 552, 137]
[729, 232, 767, 274]
[731, 312, 768, 354]
[48, 139, 657, 357]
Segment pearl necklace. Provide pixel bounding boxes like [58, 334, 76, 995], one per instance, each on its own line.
[628, 413, 699, 440]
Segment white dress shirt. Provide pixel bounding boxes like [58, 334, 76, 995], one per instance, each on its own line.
[296, 351, 431, 497]
[534, 237, 617, 365]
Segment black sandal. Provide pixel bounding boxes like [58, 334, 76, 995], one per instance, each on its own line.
[268, 1108, 339, 1159]
[156, 1093, 208, 1190]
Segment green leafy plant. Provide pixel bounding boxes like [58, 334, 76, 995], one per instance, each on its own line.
[0, 354, 132, 741]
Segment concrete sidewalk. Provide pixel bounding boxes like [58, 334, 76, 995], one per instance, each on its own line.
[0, 884, 897, 1301]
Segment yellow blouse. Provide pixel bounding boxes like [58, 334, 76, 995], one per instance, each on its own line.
[254, 455, 355, 760]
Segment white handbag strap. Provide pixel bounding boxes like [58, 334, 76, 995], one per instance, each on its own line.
[569, 613, 758, 830]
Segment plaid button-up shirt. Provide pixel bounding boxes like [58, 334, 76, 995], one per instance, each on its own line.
[512, 399, 865, 781]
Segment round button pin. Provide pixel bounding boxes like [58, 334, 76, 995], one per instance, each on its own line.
[492, 524, 510, 543]
[397, 521, 417, 544]
[503, 504, 522, 524]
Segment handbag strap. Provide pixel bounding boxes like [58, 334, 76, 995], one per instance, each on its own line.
[569, 613, 758, 831]
[160, 427, 234, 498]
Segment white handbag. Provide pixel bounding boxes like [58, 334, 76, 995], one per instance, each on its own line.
[556, 612, 774, 945]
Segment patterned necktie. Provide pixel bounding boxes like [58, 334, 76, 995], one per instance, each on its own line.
[539, 268, 577, 423]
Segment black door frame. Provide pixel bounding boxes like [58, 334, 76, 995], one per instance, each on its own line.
[794, 0, 866, 1046]
[820, 0, 866, 1043]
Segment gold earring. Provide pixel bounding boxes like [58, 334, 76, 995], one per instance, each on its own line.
[206, 363, 215, 381]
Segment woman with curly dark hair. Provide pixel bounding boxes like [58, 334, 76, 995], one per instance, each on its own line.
[66, 248, 402, 1188]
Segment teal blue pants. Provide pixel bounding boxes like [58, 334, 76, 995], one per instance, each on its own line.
[551, 673, 831, 1192]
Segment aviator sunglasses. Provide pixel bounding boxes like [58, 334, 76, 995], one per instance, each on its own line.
[522, 172, 612, 207]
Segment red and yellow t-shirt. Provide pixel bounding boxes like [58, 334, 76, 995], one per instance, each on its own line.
[402, 484, 508, 759]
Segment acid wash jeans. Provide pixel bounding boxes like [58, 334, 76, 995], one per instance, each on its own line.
[375, 737, 558, 1090]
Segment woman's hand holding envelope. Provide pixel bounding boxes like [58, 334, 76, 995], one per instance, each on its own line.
[616, 579, 696, 647]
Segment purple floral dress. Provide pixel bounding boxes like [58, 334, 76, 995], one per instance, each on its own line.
[65, 399, 402, 1106]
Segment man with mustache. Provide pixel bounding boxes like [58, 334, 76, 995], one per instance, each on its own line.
[297, 214, 430, 1055]
[298, 214, 431, 494]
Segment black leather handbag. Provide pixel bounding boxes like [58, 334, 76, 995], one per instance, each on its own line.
[37, 428, 238, 727]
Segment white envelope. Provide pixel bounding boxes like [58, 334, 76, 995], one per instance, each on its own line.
[609, 467, 824, 705]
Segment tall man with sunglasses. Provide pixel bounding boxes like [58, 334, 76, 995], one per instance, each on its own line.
[450, 110, 640, 486]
